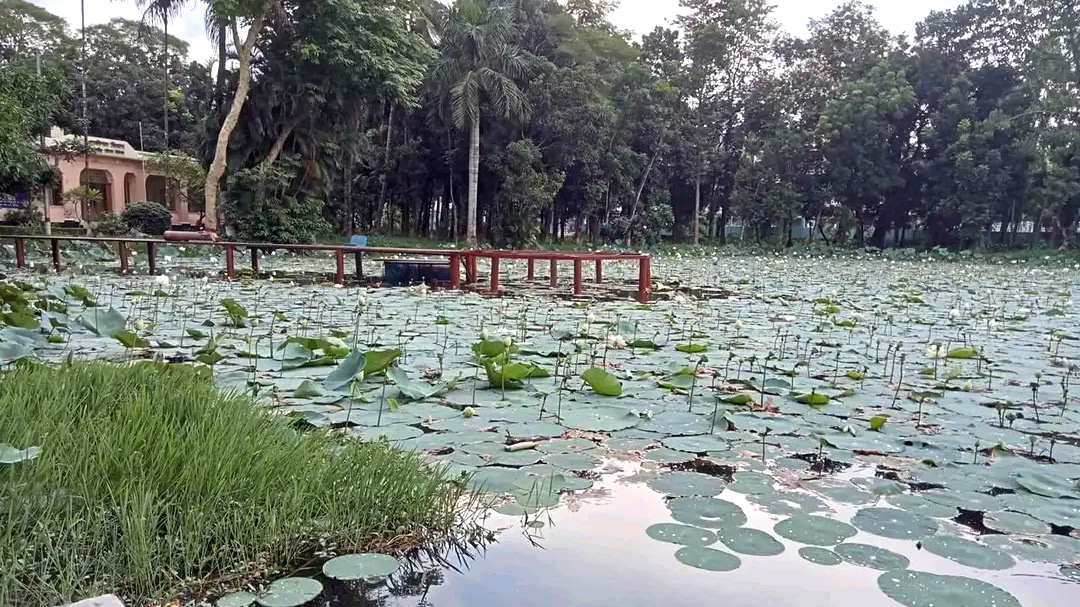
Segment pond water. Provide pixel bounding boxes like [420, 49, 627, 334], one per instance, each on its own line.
[2, 247, 1079, 607]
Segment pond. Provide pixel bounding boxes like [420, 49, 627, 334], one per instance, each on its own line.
[1, 248, 1078, 607]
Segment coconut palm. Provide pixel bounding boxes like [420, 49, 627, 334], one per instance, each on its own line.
[432, 0, 530, 243]
[136, 0, 187, 207]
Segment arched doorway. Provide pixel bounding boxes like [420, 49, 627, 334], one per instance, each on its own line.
[124, 173, 136, 206]
[79, 168, 112, 222]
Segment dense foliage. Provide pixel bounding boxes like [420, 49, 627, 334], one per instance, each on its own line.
[0, 0, 1077, 247]
[121, 200, 173, 235]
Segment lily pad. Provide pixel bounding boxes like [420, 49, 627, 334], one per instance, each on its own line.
[543, 452, 600, 472]
[645, 523, 717, 546]
[877, 571, 1020, 607]
[716, 527, 785, 556]
[322, 553, 399, 583]
[983, 511, 1051, 535]
[581, 367, 622, 396]
[799, 546, 843, 566]
[645, 447, 697, 464]
[646, 471, 727, 497]
[560, 406, 640, 432]
[920, 536, 1015, 570]
[921, 489, 1001, 512]
[674, 546, 742, 572]
[661, 434, 730, 454]
[217, 592, 256, 607]
[256, 577, 323, 607]
[981, 534, 1080, 563]
[885, 494, 958, 519]
[774, 515, 857, 546]
[1014, 468, 1079, 498]
[851, 507, 939, 540]
[834, 543, 910, 570]
[668, 497, 747, 529]
[348, 424, 422, 443]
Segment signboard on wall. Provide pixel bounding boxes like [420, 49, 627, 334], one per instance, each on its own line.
[0, 193, 30, 209]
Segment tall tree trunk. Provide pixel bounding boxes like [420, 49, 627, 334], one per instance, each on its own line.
[377, 104, 394, 231]
[204, 9, 270, 232]
[215, 24, 227, 108]
[466, 115, 480, 243]
[260, 114, 300, 170]
[693, 176, 700, 245]
[163, 14, 171, 211]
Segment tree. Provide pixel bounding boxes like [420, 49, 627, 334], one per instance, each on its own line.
[432, 0, 531, 243]
[0, 0, 69, 61]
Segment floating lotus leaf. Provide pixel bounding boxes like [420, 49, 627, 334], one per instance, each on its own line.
[1028, 501, 1080, 528]
[322, 553, 399, 582]
[716, 527, 785, 556]
[536, 438, 596, 454]
[806, 479, 875, 505]
[466, 466, 530, 494]
[674, 546, 741, 572]
[851, 507, 939, 540]
[920, 536, 1015, 570]
[776, 457, 811, 471]
[217, 592, 256, 607]
[834, 543, 910, 570]
[347, 424, 422, 443]
[774, 515, 857, 546]
[668, 497, 747, 529]
[638, 410, 710, 435]
[921, 489, 1001, 512]
[605, 437, 655, 450]
[983, 511, 1051, 535]
[645, 447, 697, 464]
[799, 547, 843, 566]
[725, 471, 774, 495]
[748, 490, 829, 516]
[661, 434, 730, 454]
[877, 571, 1020, 607]
[885, 494, 958, 518]
[982, 534, 1080, 563]
[1014, 468, 1079, 498]
[543, 452, 600, 472]
[559, 406, 640, 432]
[504, 421, 566, 439]
[1062, 566, 1080, 582]
[646, 471, 726, 497]
[645, 523, 717, 546]
[256, 577, 323, 607]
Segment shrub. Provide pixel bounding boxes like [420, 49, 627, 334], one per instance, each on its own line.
[0, 361, 475, 606]
[121, 201, 172, 235]
[2, 205, 43, 234]
[93, 213, 129, 236]
[223, 156, 330, 243]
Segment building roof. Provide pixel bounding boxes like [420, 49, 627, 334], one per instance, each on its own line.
[45, 127, 150, 162]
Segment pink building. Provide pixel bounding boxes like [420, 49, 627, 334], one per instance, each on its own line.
[32, 128, 202, 227]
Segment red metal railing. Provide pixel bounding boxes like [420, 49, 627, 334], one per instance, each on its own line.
[0, 235, 652, 302]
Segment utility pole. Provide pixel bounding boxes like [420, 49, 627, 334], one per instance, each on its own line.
[163, 14, 171, 211]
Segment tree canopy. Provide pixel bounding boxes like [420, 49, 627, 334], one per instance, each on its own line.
[1, 0, 1078, 248]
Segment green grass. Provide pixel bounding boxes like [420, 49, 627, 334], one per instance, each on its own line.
[0, 361, 476, 607]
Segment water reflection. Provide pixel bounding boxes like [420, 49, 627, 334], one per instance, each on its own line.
[313, 459, 1073, 607]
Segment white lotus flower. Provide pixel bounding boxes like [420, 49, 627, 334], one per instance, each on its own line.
[607, 334, 627, 349]
[578, 322, 588, 335]
[503, 336, 513, 347]
[325, 336, 347, 349]
[587, 313, 596, 323]
[154, 275, 170, 288]
[949, 308, 960, 321]
[962, 380, 973, 391]
[926, 344, 946, 359]
[481, 328, 490, 340]
[734, 319, 744, 331]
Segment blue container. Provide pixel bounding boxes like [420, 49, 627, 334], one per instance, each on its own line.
[349, 234, 368, 247]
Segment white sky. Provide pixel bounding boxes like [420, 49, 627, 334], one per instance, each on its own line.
[33, 0, 966, 62]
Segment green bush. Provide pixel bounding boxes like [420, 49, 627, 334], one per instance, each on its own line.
[0, 361, 474, 606]
[93, 213, 129, 236]
[2, 205, 43, 234]
[223, 156, 330, 243]
[121, 201, 172, 235]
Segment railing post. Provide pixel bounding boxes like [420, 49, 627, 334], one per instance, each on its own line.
[467, 254, 478, 284]
[335, 250, 346, 285]
[354, 251, 364, 279]
[14, 238, 25, 268]
[250, 248, 260, 275]
[638, 255, 651, 303]
[225, 244, 236, 279]
[146, 242, 157, 275]
[573, 259, 583, 295]
[490, 254, 500, 294]
[549, 258, 558, 287]
[450, 253, 461, 289]
[527, 258, 535, 281]
[595, 259, 603, 283]
[50, 238, 61, 272]
[117, 242, 129, 273]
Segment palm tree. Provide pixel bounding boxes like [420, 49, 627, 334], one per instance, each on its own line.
[432, 0, 530, 243]
[136, 0, 187, 209]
